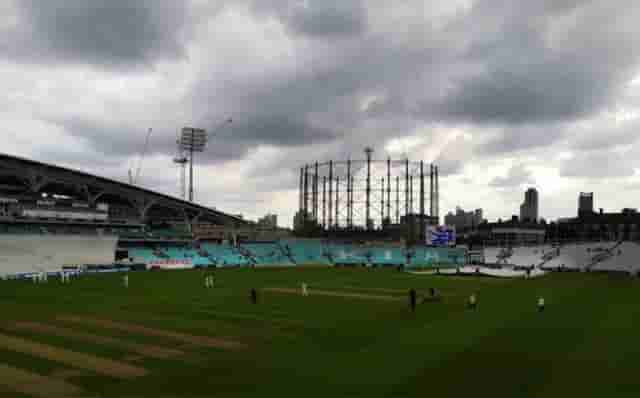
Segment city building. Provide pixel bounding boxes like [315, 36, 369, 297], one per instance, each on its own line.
[444, 207, 484, 231]
[477, 218, 545, 246]
[257, 213, 278, 229]
[548, 207, 640, 242]
[578, 192, 594, 216]
[519, 188, 538, 223]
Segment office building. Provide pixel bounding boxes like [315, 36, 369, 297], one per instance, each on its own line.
[519, 188, 538, 223]
[578, 192, 594, 216]
[444, 206, 484, 231]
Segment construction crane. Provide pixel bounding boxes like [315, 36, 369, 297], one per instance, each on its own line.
[128, 128, 153, 185]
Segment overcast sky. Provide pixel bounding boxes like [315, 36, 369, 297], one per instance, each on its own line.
[2, 0, 640, 226]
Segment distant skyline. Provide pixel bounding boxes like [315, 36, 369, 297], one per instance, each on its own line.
[2, 1, 640, 227]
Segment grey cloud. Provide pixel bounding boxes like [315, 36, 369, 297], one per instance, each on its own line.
[434, 158, 464, 177]
[2, 1, 189, 68]
[3, 0, 640, 222]
[489, 164, 535, 187]
[560, 151, 636, 178]
[570, 118, 640, 151]
[286, 2, 367, 38]
[246, 0, 367, 39]
[37, 117, 185, 171]
[480, 124, 568, 154]
[436, 0, 640, 125]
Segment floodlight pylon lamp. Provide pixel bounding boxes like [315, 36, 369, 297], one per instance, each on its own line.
[179, 127, 208, 152]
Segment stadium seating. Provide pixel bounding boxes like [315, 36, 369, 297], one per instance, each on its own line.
[589, 242, 637, 273]
[327, 243, 368, 265]
[200, 243, 250, 266]
[368, 246, 405, 266]
[483, 247, 502, 264]
[407, 246, 465, 268]
[541, 243, 617, 270]
[281, 239, 331, 265]
[240, 242, 292, 266]
[509, 246, 550, 267]
[128, 248, 163, 263]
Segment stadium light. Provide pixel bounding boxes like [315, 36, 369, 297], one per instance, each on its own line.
[180, 127, 208, 202]
[180, 118, 232, 203]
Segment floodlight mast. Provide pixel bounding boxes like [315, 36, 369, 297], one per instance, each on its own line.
[180, 127, 207, 202]
[180, 118, 232, 203]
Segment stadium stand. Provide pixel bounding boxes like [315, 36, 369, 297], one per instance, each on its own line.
[541, 242, 618, 270]
[281, 239, 331, 265]
[483, 247, 502, 264]
[240, 242, 292, 266]
[508, 246, 551, 267]
[588, 242, 637, 273]
[328, 243, 369, 265]
[407, 246, 466, 268]
[200, 243, 250, 266]
[368, 246, 405, 266]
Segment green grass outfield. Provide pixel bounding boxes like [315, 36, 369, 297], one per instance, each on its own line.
[0, 267, 639, 397]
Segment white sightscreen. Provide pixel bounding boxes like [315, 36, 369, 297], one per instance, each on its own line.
[0, 234, 117, 275]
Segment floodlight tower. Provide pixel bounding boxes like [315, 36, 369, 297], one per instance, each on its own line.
[178, 118, 232, 203]
[173, 141, 188, 200]
[179, 127, 207, 202]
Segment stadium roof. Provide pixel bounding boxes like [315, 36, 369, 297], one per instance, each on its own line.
[0, 152, 248, 225]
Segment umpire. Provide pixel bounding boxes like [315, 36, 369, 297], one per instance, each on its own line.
[409, 288, 417, 312]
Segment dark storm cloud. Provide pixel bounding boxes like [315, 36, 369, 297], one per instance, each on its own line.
[246, 0, 367, 38]
[286, 2, 367, 38]
[4, 0, 640, 189]
[480, 124, 568, 154]
[200, 0, 640, 167]
[227, 117, 338, 147]
[43, 117, 177, 162]
[2, 1, 189, 67]
[436, 0, 640, 126]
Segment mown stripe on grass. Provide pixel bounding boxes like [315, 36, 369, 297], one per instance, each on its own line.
[264, 287, 404, 301]
[0, 363, 83, 397]
[0, 333, 147, 379]
[7, 321, 183, 360]
[58, 316, 247, 350]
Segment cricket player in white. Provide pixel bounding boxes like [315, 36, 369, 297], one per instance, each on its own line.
[302, 282, 308, 296]
[123, 274, 129, 288]
[538, 297, 545, 312]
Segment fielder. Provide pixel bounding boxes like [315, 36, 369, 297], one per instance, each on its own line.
[123, 274, 129, 288]
[468, 293, 477, 310]
[538, 297, 545, 312]
[301, 282, 308, 296]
